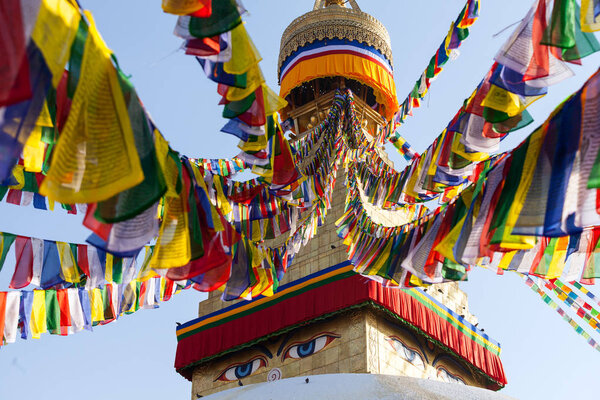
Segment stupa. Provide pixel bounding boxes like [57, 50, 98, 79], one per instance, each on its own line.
[174, 2, 507, 398]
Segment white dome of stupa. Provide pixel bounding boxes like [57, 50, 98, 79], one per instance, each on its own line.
[200, 374, 517, 400]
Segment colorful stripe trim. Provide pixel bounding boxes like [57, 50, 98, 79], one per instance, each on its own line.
[176, 261, 354, 340]
[407, 289, 501, 355]
[280, 39, 393, 80]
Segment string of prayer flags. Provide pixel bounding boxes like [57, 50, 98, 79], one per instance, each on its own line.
[522, 275, 600, 352]
[0, 276, 185, 345]
[388, 133, 418, 162]
[334, 67, 600, 288]
[389, 0, 480, 135]
[386, 0, 600, 205]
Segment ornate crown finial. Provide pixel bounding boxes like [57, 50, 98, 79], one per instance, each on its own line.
[313, 0, 361, 11]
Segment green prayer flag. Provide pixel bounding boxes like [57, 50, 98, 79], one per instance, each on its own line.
[112, 257, 123, 284]
[45, 290, 60, 332]
[0, 233, 16, 273]
[188, 0, 242, 38]
[561, 4, 600, 61]
[541, 0, 577, 49]
[223, 92, 256, 119]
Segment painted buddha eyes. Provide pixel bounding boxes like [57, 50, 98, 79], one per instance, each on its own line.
[215, 332, 341, 382]
[386, 337, 425, 370]
[215, 356, 267, 382]
[282, 332, 340, 361]
[437, 367, 466, 385]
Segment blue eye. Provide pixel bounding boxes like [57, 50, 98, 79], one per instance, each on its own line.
[403, 346, 417, 362]
[234, 363, 253, 378]
[283, 333, 340, 360]
[216, 357, 267, 382]
[386, 337, 425, 370]
[297, 341, 316, 357]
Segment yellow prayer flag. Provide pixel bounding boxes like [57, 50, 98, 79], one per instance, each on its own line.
[162, 0, 205, 15]
[90, 288, 104, 323]
[57, 242, 80, 283]
[155, 130, 180, 198]
[238, 134, 267, 152]
[32, 0, 81, 87]
[480, 84, 523, 117]
[23, 127, 46, 173]
[39, 12, 143, 204]
[546, 236, 569, 279]
[104, 253, 114, 283]
[263, 86, 288, 115]
[582, 0, 600, 32]
[30, 290, 47, 339]
[8, 165, 25, 190]
[150, 188, 191, 269]
[224, 23, 262, 75]
[224, 64, 264, 102]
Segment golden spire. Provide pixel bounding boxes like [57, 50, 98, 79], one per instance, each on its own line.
[313, 0, 361, 11]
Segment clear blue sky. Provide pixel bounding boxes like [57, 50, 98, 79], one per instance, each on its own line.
[1, 1, 599, 399]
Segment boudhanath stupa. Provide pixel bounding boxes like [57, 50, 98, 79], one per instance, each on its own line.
[174, 2, 508, 398]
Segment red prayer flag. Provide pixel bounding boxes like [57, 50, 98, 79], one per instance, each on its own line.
[188, 0, 212, 17]
[83, 203, 112, 241]
[0, 0, 31, 107]
[56, 289, 71, 336]
[10, 236, 33, 289]
[525, 0, 550, 81]
[6, 189, 22, 205]
[77, 244, 90, 277]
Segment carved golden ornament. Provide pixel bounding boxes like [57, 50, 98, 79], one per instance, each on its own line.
[278, 6, 393, 78]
